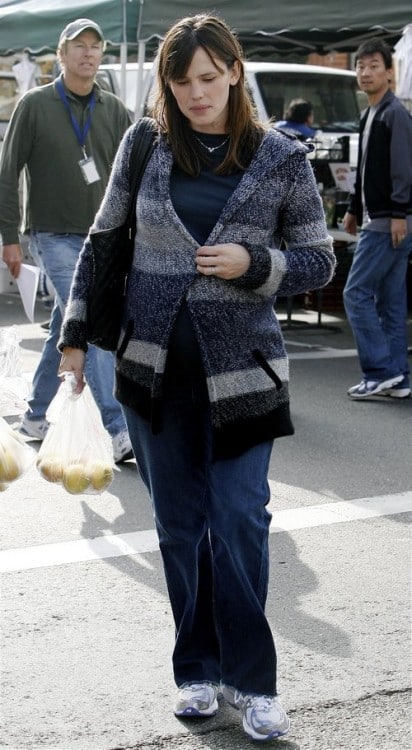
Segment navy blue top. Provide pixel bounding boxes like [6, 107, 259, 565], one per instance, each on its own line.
[166, 133, 243, 384]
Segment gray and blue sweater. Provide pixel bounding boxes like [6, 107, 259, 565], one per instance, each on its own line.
[60, 123, 336, 458]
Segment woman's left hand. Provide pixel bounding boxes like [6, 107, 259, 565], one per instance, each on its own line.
[196, 243, 251, 280]
[58, 347, 86, 394]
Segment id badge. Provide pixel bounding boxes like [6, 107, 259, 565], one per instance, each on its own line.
[78, 156, 101, 185]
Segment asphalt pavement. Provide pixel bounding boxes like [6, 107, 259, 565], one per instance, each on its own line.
[0, 290, 411, 750]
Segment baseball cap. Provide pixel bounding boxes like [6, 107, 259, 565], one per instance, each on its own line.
[58, 18, 105, 46]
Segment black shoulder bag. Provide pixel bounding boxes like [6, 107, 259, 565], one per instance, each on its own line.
[86, 117, 157, 351]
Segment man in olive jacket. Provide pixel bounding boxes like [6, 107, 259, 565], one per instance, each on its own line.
[0, 18, 133, 462]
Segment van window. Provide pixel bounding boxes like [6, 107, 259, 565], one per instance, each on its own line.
[256, 72, 360, 132]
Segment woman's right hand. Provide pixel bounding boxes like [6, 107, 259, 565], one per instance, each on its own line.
[58, 347, 86, 394]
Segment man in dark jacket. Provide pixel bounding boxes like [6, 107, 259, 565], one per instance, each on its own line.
[343, 38, 412, 399]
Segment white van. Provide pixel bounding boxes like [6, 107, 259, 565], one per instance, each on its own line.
[98, 60, 362, 177]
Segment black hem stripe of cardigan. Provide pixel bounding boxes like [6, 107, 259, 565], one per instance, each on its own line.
[115, 375, 294, 459]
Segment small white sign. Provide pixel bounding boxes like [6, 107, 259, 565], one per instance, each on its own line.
[329, 163, 356, 193]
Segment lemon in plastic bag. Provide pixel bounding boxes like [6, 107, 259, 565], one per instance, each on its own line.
[36, 376, 116, 496]
[0, 416, 37, 491]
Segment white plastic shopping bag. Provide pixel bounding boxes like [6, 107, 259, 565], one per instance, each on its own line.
[0, 326, 30, 417]
[0, 416, 37, 492]
[36, 375, 116, 495]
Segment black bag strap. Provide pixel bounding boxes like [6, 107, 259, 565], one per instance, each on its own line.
[126, 116, 157, 230]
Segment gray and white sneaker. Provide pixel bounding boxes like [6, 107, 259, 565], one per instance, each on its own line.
[174, 682, 219, 717]
[222, 686, 290, 741]
[17, 416, 49, 441]
[112, 429, 133, 464]
[378, 378, 411, 399]
[348, 374, 403, 399]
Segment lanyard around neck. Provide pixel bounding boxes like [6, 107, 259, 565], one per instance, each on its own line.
[56, 78, 96, 150]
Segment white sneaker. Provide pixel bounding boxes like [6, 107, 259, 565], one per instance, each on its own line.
[378, 378, 411, 399]
[222, 686, 290, 741]
[17, 416, 49, 441]
[174, 682, 219, 717]
[112, 429, 133, 464]
[348, 374, 403, 399]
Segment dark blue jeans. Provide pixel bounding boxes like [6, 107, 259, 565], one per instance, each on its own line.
[28, 232, 126, 436]
[123, 382, 277, 696]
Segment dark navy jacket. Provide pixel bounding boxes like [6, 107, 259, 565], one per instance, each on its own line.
[348, 89, 412, 224]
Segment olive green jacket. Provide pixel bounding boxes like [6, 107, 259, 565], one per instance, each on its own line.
[0, 75, 131, 244]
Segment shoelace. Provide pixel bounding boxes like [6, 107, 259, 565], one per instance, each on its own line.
[181, 683, 213, 695]
[244, 695, 273, 712]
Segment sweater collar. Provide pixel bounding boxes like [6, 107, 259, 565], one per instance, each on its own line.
[53, 74, 103, 103]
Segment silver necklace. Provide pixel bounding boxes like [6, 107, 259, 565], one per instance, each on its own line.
[195, 135, 229, 153]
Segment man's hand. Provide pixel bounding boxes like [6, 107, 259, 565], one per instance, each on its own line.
[342, 212, 358, 236]
[58, 348, 86, 394]
[196, 243, 251, 280]
[2, 243, 22, 279]
[391, 218, 408, 248]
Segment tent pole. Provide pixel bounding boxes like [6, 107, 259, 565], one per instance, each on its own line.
[120, 42, 127, 103]
[134, 0, 145, 120]
[135, 39, 146, 119]
[119, 0, 128, 104]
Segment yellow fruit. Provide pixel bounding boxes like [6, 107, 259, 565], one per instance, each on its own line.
[0, 482, 8, 492]
[0, 447, 20, 483]
[89, 462, 114, 492]
[38, 456, 64, 483]
[62, 463, 90, 495]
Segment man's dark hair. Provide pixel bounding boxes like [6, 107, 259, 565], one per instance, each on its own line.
[284, 98, 313, 123]
[354, 39, 393, 69]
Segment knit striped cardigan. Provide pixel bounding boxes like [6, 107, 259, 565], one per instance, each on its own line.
[60, 123, 336, 459]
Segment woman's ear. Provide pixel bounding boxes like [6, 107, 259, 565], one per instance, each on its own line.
[229, 60, 241, 86]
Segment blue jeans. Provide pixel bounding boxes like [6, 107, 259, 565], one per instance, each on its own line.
[27, 232, 126, 437]
[343, 229, 412, 384]
[123, 381, 278, 696]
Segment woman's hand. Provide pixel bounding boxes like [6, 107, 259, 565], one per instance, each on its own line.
[196, 243, 251, 280]
[58, 347, 86, 394]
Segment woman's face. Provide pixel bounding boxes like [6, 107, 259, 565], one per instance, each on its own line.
[168, 45, 240, 134]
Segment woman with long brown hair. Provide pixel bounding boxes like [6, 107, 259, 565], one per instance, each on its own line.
[58, 14, 335, 741]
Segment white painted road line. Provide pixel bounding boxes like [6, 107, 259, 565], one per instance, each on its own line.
[1, 491, 411, 573]
[288, 347, 358, 359]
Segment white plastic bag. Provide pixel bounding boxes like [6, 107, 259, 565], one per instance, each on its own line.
[0, 416, 37, 492]
[36, 375, 116, 495]
[0, 326, 30, 417]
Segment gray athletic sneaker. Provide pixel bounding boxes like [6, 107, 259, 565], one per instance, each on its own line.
[348, 374, 403, 399]
[222, 686, 290, 741]
[17, 416, 49, 441]
[173, 682, 219, 717]
[112, 429, 133, 463]
[378, 378, 411, 399]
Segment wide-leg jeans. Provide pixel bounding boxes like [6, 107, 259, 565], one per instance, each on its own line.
[27, 231, 126, 437]
[343, 229, 412, 384]
[123, 383, 278, 697]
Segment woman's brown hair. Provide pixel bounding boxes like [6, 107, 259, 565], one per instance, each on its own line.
[150, 14, 265, 175]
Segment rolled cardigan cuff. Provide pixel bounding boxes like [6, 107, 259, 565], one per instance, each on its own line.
[57, 320, 88, 353]
[230, 242, 272, 290]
